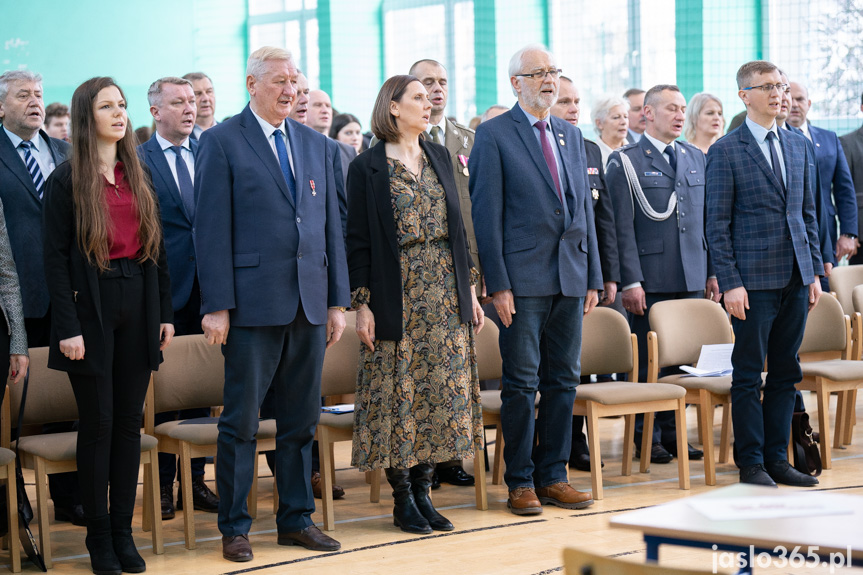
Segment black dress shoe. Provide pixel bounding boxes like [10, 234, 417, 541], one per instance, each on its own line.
[635, 442, 673, 464]
[278, 525, 341, 551]
[436, 465, 475, 486]
[55, 503, 87, 526]
[766, 460, 819, 487]
[159, 485, 175, 520]
[568, 452, 604, 472]
[177, 476, 219, 512]
[663, 441, 704, 461]
[222, 534, 253, 562]
[739, 463, 778, 487]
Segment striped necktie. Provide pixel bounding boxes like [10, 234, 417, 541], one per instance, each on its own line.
[19, 140, 45, 198]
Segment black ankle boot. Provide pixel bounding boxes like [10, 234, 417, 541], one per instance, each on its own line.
[110, 513, 146, 573]
[384, 468, 432, 534]
[410, 463, 454, 531]
[86, 516, 122, 575]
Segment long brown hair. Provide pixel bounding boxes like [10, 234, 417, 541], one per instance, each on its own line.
[70, 77, 161, 270]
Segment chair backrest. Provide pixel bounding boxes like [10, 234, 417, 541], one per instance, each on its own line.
[581, 307, 635, 377]
[828, 264, 863, 315]
[563, 548, 713, 575]
[7, 347, 79, 427]
[852, 284, 863, 316]
[474, 320, 502, 381]
[648, 299, 732, 369]
[320, 311, 362, 397]
[153, 334, 225, 413]
[799, 292, 848, 355]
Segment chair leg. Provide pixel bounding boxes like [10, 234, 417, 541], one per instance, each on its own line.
[622, 414, 635, 476]
[639, 412, 653, 474]
[586, 405, 603, 500]
[843, 389, 857, 445]
[145, 448, 164, 554]
[492, 424, 504, 486]
[6, 463, 20, 573]
[369, 468, 380, 503]
[674, 398, 690, 491]
[815, 381, 832, 469]
[473, 449, 488, 510]
[834, 390, 847, 451]
[34, 459, 52, 569]
[179, 442, 197, 550]
[718, 401, 732, 464]
[699, 391, 717, 486]
[696, 406, 703, 444]
[142, 454, 153, 534]
[318, 428, 336, 532]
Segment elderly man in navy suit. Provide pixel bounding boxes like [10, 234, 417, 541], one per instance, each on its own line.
[195, 46, 349, 562]
[706, 60, 823, 488]
[607, 84, 719, 464]
[469, 44, 601, 516]
[139, 76, 220, 521]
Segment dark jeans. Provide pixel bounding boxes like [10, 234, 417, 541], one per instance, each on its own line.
[730, 273, 808, 467]
[499, 294, 583, 490]
[68, 265, 151, 519]
[217, 310, 324, 536]
[631, 290, 701, 445]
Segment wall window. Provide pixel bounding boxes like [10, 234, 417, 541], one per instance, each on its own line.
[248, 0, 320, 90]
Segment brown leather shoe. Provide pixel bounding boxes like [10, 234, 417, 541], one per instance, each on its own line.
[278, 525, 341, 551]
[507, 487, 543, 516]
[535, 482, 594, 510]
[311, 471, 345, 500]
[222, 534, 253, 562]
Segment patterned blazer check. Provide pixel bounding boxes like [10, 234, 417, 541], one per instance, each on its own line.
[706, 122, 823, 292]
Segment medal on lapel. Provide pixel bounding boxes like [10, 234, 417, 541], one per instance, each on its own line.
[310, 179, 316, 196]
[559, 133, 565, 146]
[458, 154, 469, 177]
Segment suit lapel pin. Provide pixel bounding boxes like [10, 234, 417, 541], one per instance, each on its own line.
[592, 189, 599, 200]
[559, 139, 565, 146]
[816, 142, 821, 147]
[646, 149, 652, 154]
[681, 148, 686, 154]
[310, 179, 316, 196]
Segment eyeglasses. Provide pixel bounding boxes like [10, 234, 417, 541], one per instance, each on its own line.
[515, 68, 563, 80]
[741, 83, 790, 94]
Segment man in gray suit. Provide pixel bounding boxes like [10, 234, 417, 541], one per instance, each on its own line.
[842, 91, 863, 263]
[606, 85, 719, 463]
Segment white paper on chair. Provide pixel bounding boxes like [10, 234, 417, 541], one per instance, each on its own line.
[321, 404, 354, 414]
[688, 494, 854, 521]
[679, 343, 734, 377]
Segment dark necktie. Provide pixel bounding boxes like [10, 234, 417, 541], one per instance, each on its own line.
[766, 132, 786, 194]
[273, 128, 297, 202]
[430, 125, 443, 145]
[169, 146, 196, 220]
[665, 144, 677, 173]
[534, 120, 563, 203]
[19, 140, 45, 198]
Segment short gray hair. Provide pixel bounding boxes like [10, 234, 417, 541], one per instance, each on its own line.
[147, 76, 193, 107]
[508, 44, 555, 97]
[684, 92, 724, 142]
[481, 104, 509, 123]
[591, 95, 629, 136]
[0, 70, 43, 103]
[246, 46, 294, 79]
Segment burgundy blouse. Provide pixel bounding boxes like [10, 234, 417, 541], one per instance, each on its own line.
[103, 162, 141, 260]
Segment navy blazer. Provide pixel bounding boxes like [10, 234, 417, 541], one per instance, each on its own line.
[138, 135, 198, 311]
[606, 137, 710, 293]
[840, 126, 863, 239]
[469, 104, 602, 297]
[0, 128, 69, 318]
[706, 122, 823, 292]
[194, 104, 349, 327]
[809, 124, 858, 247]
[584, 139, 620, 284]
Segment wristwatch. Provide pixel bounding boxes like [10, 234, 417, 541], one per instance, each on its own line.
[841, 233, 858, 239]
[330, 306, 347, 312]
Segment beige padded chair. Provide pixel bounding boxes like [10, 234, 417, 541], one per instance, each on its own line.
[828, 264, 863, 315]
[564, 547, 713, 575]
[143, 334, 276, 550]
[6, 348, 162, 568]
[0, 399, 21, 572]
[647, 299, 734, 486]
[475, 320, 507, 485]
[576, 307, 689, 500]
[796, 293, 863, 468]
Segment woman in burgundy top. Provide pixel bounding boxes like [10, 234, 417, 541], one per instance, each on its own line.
[42, 77, 173, 575]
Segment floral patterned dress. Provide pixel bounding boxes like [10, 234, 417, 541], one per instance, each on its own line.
[350, 154, 483, 471]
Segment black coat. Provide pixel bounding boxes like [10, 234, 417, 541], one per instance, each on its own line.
[42, 161, 173, 376]
[346, 138, 474, 341]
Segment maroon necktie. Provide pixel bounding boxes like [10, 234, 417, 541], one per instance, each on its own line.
[534, 120, 563, 203]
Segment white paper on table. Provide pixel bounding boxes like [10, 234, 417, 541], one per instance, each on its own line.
[679, 343, 734, 377]
[688, 494, 854, 521]
[321, 404, 355, 414]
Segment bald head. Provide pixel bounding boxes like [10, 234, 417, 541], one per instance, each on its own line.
[307, 89, 333, 134]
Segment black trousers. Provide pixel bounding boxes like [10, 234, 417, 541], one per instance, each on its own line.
[68, 262, 151, 520]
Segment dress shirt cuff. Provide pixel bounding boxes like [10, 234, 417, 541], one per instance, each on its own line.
[622, 282, 641, 291]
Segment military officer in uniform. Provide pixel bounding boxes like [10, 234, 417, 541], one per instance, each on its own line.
[606, 85, 719, 463]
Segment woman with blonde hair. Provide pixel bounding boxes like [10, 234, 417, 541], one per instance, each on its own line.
[684, 92, 725, 153]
